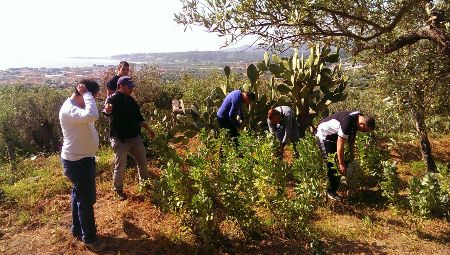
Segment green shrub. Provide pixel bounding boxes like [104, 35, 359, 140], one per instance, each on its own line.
[408, 165, 449, 219]
[155, 130, 327, 245]
[354, 133, 388, 187]
[380, 161, 401, 206]
[0, 85, 68, 162]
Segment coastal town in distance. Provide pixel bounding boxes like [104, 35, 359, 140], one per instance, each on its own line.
[0, 47, 269, 87]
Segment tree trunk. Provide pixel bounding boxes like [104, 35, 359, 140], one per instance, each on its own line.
[5, 138, 16, 171]
[411, 107, 436, 172]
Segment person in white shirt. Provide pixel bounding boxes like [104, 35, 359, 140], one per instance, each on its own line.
[59, 79, 105, 252]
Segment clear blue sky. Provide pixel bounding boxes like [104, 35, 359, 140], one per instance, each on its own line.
[0, 0, 254, 68]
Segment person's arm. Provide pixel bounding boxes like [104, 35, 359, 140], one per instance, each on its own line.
[133, 99, 155, 139]
[228, 97, 240, 127]
[337, 136, 347, 175]
[282, 114, 293, 145]
[140, 121, 155, 139]
[68, 85, 98, 123]
[106, 89, 115, 97]
[267, 118, 276, 133]
[103, 95, 114, 115]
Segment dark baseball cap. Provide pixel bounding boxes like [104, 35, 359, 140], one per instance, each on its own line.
[117, 76, 135, 88]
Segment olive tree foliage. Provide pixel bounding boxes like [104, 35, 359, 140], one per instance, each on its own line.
[371, 41, 449, 172]
[175, 0, 450, 59]
[0, 86, 67, 166]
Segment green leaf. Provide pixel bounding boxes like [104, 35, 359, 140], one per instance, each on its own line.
[282, 60, 291, 71]
[325, 53, 340, 63]
[224, 65, 231, 77]
[268, 64, 283, 77]
[276, 84, 291, 94]
[272, 54, 282, 64]
[264, 51, 270, 66]
[176, 114, 190, 123]
[211, 86, 225, 99]
[299, 86, 309, 99]
[247, 64, 259, 84]
[257, 60, 268, 72]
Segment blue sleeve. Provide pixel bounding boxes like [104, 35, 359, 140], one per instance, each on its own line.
[229, 97, 240, 127]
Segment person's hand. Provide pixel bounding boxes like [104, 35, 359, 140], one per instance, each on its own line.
[339, 163, 347, 176]
[237, 119, 244, 128]
[77, 84, 88, 95]
[148, 129, 156, 139]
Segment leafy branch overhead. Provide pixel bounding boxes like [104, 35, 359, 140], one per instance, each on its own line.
[175, 0, 450, 59]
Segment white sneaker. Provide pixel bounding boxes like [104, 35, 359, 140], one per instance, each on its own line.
[326, 190, 343, 202]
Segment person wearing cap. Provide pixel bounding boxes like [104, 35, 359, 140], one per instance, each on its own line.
[267, 106, 300, 159]
[59, 79, 106, 251]
[216, 90, 255, 144]
[106, 61, 130, 97]
[315, 110, 375, 202]
[104, 76, 155, 200]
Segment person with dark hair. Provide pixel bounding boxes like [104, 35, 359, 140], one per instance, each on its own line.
[267, 106, 300, 158]
[217, 90, 255, 142]
[104, 76, 155, 200]
[106, 61, 130, 97]
[315, 110, 375, 201]
[59, 79, 106, 251]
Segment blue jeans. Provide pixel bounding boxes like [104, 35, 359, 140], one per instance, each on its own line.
[61, 157, 97, 244]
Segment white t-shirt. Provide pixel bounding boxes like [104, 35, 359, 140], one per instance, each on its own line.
[59, 92, 99, 161]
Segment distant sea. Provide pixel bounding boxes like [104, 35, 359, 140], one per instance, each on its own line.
[0, 57, 119, 70]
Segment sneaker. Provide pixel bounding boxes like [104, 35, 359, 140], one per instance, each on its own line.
[326, 190, 343, 202]
[115, 190, 128, 201]
[84, 240, 106, 252]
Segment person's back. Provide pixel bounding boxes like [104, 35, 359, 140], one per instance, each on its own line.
[316, 110, 374, 202]
[217, 90, 242, 121]
[316, 110, 359, 143]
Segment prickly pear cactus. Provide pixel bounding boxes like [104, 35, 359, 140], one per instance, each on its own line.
[258, 44, 348, 137]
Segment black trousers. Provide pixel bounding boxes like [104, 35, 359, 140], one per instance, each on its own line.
[217, 117, 239, 146]
[318, 139, 341, 193]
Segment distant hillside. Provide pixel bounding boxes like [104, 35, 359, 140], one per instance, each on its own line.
[110, 45, 346, 67]
[110, 45, 308, 66]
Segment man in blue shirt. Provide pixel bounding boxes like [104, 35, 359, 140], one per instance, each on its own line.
[217, 90, 255, 142]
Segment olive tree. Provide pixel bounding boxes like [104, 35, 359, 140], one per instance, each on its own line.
[175, 0, 450, 59]
[372, 41, 449, 172]
[175, 0, 450, 172]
